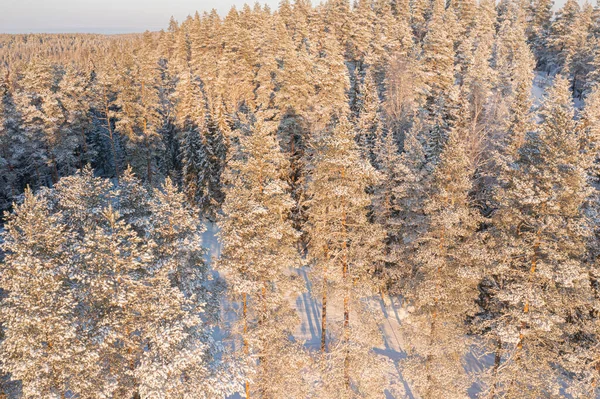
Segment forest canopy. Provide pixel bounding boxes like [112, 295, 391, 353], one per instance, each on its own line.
[1, 0, 600, 397]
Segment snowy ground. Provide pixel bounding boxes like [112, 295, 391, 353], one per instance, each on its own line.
[532, 71, 585, 110]
[532, 72, 550, 106]
[201, 222, 487, 398]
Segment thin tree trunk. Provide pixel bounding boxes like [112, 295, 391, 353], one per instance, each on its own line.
[146, 145, 152, 186]
[126, 326, 139, 399]
[490, 339, 502, 398]
[51, 161, 59, 184]
[259, 282, 267, 398]
[321, 244, 329, 353]
[243, 292, 250, 399]
[342, 249, 350, 388]
[426, 228, 445, 397]
[342, 207, 350, 388]
[516, 232, 540, 355]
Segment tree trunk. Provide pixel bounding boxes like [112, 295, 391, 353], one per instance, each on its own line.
[51, 161, 59, 185]
[321, 244, 329, 353]
[342, 208, 350, 388]
[146, 145, 152, 186]
[426, 228, 445, 397]
[243, 292, 250, 399]
[516, 232, 540, 356]
[259, 282, 267, 398]
[491, 339, 502, 398]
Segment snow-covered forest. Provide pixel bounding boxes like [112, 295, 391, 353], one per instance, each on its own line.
[2, 0, 600, 397]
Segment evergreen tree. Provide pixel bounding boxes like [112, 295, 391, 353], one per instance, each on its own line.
[217, 117, 308, 398]
[548, 0, 580, 73]
[91, 58, 122, 181]
[420, 8, 459, 160]
[115, 33, 164, 185]
[0, 69, 24, 211]
[354, 68, 382, 165]
[400, 123, 482, 399]
[59, 64, 94, 170]
[1, 170, 237, 398]
[13, 59, 74, 186]
[306, 115, 387, 397]
[0, 189, 90, 398]
[526, 0, 554, 70]
[481, 76, 594, 397]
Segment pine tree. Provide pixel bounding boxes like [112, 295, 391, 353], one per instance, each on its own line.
[354, 68, 382, 165]
[372, 127, 414, 291]
[1, 170, 237, 398]
[91, 57, 122, 181]
[217, 117, 308, 398]
[59, 64, 94, 170]
[421, 9, 455, 111]
[349, 0, 376, 68]
[526, 0, 554, 70]
[179, 86, 208, 206]
[388, 121, 431, 293]
[401, 123, 482, 398]
[136, 177, 240, 398]
[311, 28, 351, 130]
[458, 0, 497, 167]
[382, 50, 423, 135]
[115, 33, 164, 185]
[175, 70, 225, 220]
[481, 76, 594, 397]
[569, 84, 600, 397]
[565, 3, 596, 98]
[370, 0, 414, 69]
[548, 0, 580, 73]
[13, 59, 73, 186]
[0, 189, 91, 398]
[216, 7, 256, 115]
[305, 115, 387, 397]
[495, 3, 536, 100]
[420, 8, 459, 160]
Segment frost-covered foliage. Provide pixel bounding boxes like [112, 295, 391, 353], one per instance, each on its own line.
[400, 125, 483, 399]
[306, 115, 388, 398]
[217, 115, 311, 398]
[2, 0, 600, 397]
[0, 168, 239, 398]
[477, 76, 596, 398]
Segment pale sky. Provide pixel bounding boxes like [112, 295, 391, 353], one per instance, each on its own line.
[0, 0, 578, 35]
[0, 0, 281, 34]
